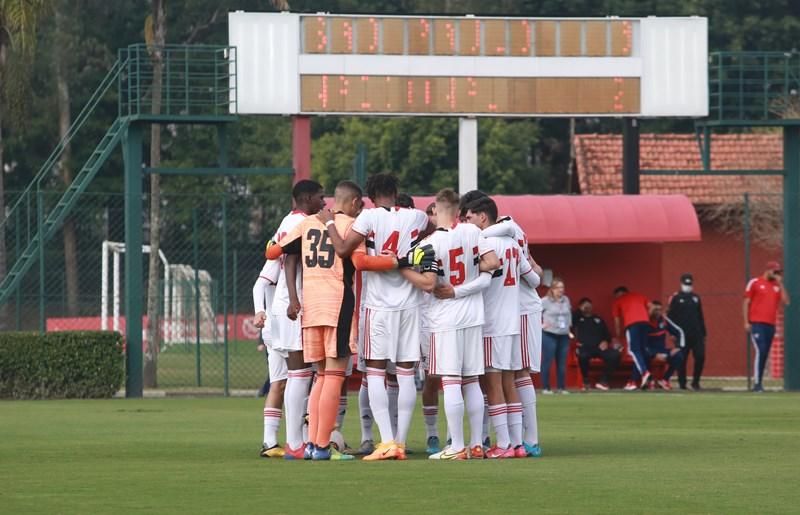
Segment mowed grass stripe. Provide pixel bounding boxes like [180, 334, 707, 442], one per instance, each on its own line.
[1, 394, 799, 514]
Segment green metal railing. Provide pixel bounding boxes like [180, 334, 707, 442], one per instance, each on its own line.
[118, 44, 237, 119]
[709, 51, 800, 123]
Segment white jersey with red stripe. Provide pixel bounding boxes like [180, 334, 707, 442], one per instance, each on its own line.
[497, 216, 543, 314]
[482, 235, 527, 337]
[426, 223, 493, 331]
[270, 211, 306, 316]
[351, 206, 429, 311]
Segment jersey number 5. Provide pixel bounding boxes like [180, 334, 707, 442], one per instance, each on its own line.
[449, 248, 465, 286]
[306, 229, 334, 268]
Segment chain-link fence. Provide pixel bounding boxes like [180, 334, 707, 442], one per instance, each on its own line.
[2, 189, 291, 393]
[663, 192, 785, 390]
[1, 189, 789, 392]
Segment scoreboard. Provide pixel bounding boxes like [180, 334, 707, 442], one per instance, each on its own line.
[228, 13, 707, 117]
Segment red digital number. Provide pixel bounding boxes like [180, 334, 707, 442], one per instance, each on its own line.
[382, 230, 400, 254]
[503, 247, 519, 286]
[449, 248, 465, 286]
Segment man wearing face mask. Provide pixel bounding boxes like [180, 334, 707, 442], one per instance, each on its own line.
[744, 261, 791, 392]
[667, 274, 707, 390]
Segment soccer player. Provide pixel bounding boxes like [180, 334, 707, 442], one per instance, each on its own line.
[253, 257, 286, 458]
[744, 261, 790, 392]
[267, 181, 405, 461]
[460, 190, 544, 458]
[645, 300, 685, 390]
[266, 180, 326, 459]
[419, 202, 443, 454]
[404, 188, 500, 460]
[461, 196, 534, 458]
[612, 286, 654, 390]
[322, 173, 433, 461]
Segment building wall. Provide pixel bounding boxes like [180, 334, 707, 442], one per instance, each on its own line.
[533, 227, 781, 379]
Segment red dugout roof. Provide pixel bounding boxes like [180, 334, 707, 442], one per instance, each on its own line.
[361, 194, 700, 244]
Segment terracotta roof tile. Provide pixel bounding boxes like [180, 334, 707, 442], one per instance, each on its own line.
[573, 133, 783, 204]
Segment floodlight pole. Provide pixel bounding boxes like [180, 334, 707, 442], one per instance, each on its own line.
[783, 126, 799, 390]
[122, 122, 144, 398]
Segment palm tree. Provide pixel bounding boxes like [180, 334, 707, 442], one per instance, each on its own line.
[0, 0, 48, 328]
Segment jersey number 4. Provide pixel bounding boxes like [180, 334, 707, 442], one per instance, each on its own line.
[306, 229, 334, 268]
[381, 230, 400, 254]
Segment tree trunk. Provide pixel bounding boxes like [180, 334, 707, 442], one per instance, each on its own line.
[0, 41, 8, 330]
[55, 5, 79, 317]
[144, 0, 166, 388]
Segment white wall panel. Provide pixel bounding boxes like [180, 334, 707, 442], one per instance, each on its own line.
[640, 17, 708, 117]
[228, 12, 300, 114]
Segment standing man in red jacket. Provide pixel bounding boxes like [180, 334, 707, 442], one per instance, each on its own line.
[612, 286, 654, 391]
[744, 261, 790, 392]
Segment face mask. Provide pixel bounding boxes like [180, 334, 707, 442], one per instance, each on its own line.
[681, 284, 693, 293]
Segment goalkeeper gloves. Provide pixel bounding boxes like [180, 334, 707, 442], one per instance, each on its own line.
[398, 243, 435, 270]
[264, 239, 276, 258]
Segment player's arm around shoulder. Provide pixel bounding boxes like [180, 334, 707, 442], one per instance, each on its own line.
[478, 235, 500, 272]
[399, 236, 438, 292]
[318, 209, 365, 257]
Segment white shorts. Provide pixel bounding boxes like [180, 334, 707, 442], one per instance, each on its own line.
[270, 312, 302, 353]
[363, 307, 420, 363]
[266, 341, 288, 382]
[522, 312, 543, 372]
[483, 334, 522, 371]
[419, 330, 432, 371]
[428, 326, 484, 377]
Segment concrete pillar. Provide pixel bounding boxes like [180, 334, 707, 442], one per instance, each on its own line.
[292, 115, 311, 183]
[458, 117, 478, 193]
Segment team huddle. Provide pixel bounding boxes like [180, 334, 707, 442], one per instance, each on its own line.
[253, 174, 544, 461]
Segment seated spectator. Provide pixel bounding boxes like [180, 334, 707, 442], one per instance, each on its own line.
[573, 298, 621, 391]
[646, 301, 685, 390]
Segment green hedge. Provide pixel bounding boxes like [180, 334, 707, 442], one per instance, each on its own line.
[0, 331, 123, 399]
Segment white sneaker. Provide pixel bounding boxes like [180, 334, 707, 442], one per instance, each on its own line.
[558, 389, 570, 395]
[542, 389, 554, 395]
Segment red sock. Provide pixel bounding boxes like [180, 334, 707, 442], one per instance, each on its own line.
[316, 368, 346, 448]
[307, 372, 325, 446]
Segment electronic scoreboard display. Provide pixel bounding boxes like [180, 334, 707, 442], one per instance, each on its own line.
[228, 13, 708, 118]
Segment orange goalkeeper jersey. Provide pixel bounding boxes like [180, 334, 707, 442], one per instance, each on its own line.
[278, 214, 366, 328]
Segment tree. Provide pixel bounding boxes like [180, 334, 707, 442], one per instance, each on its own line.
[54, 1, 80, 316]
[0, 0, 48, 328]
[144, 0, 166, 388]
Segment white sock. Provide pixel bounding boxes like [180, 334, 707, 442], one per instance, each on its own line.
[442, 377, 465, 452]
[482, 394, 490, 443]
[263, 407, 282, 447]
[507, 402, 523, 447]
[302, 393, 309, 443]
[463, 378, 485, 448]
[284, 368, 312, 449]
[489, 403, 510, 449]
[336, 394, 348, 430]
[358, 379, 374, 443]
[387, 378, 399, 437]
[516, 377, 539, 445]
[395, 369, 417, 445]
[423, 405, 439, 439]
[366, 368, 395, 442]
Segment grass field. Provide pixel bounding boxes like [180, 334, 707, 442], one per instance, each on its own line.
[2, 393, 799, 514]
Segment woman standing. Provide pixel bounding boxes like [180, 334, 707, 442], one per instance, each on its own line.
[541, 278, 572, 394]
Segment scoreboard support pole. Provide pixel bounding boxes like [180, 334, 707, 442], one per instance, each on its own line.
[293, 115, 312, 184]
[623, 118, 640, 194]
[783, 126, 800, 391]
[459, 118, 478, 193]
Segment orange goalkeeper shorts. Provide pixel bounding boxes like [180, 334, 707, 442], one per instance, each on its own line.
[303, 325, 356, 363]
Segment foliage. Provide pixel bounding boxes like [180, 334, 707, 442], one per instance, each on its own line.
[0, 330, 123, 398]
